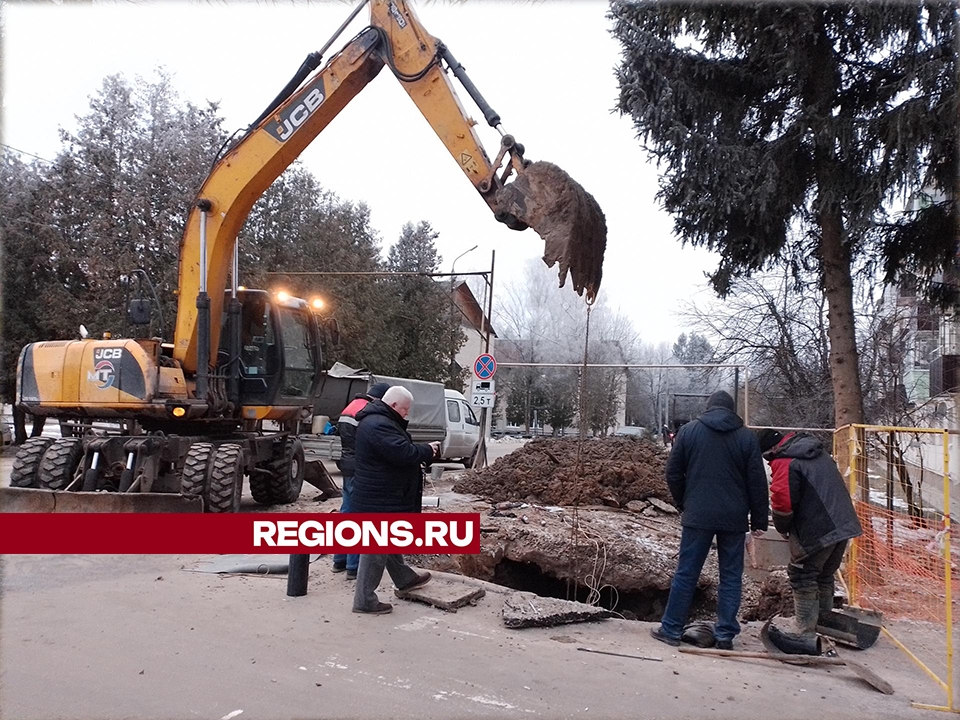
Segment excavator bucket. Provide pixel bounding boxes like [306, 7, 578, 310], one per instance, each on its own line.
[496, 161, 607, 302]
[0, 487, 203, 513]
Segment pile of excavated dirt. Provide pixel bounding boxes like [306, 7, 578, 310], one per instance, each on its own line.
[453, 437, 673, 507]
[741, 570, 793, 621]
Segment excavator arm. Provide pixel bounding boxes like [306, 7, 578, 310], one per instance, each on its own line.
[173, 0, 606, 375]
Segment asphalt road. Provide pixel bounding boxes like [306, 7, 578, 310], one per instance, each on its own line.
[0, 554, 939, 720]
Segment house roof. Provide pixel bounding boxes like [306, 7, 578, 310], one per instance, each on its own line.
[452, 280, 497, 338]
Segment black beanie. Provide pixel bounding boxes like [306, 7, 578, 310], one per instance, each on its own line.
[757, 428, 784, 453]
[368, 382, 391, 399]
[706, 390, 735, 411]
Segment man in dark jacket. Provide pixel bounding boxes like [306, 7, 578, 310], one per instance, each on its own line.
[331, 381, 391, 578]
[651, 391, 769, 649]
[758, 429, 862, 642]
[351, 386, 439, 615]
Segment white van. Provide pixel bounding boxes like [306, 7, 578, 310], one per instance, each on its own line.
[440, 389, 481, 465]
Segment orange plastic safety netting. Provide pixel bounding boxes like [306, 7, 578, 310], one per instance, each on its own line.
[837, 426, 957, 625]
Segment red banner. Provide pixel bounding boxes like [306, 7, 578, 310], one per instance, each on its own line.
[0, 513, 482, 554]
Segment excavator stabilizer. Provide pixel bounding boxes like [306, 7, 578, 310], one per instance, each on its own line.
[0, 487, 204, 513]
[496, 161, 607, 302]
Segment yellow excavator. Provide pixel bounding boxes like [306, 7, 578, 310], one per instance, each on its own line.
[3, 0, 606, 513]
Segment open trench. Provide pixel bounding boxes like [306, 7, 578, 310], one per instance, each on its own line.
[488, 557, 718, 622]
[408, 501, 790, 624]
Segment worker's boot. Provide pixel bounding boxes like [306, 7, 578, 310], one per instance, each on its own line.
[768, 589, 822, 655]
[792, 587, 820, 640]
[817, 578, 836, 623]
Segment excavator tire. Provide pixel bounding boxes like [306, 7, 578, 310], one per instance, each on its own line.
[37, 438, 85, 491]
[180, 442, 215, 504]
[206, 443, 244, 513]
[250, 437, 304, 505]
[10, 437, 56, 488]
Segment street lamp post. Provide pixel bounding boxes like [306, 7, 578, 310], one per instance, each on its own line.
[449, 245, 478, 384]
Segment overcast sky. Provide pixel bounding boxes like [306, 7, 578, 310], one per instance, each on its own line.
[2, 0, 720, 345]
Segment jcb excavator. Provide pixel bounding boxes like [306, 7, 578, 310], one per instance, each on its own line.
[3, 0, 606, 513]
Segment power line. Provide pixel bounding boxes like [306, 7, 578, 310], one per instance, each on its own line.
[0, 143, 55, 164]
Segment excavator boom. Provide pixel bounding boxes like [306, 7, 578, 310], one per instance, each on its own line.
[7, 0, 607, 515]
[173, 0, 606, 374]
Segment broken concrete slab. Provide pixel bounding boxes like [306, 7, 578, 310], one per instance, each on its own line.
[395, 576, 485, 612]
[625, 500, 649, 513]
[648, 498, 678, 514]
[502, 591, 614, 628]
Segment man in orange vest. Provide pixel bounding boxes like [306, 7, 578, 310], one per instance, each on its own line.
[332, 382, 391, 578]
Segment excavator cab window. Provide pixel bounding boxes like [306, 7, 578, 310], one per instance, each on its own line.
[220, 290, 320, 406]
[239, 297, 280, 378]
[277, 306, 318, 399]
[216, 290, 283, 405]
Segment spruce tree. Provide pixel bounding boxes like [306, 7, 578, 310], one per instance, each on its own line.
[385, 221, 464, 383]
[611, 2, 957, 426]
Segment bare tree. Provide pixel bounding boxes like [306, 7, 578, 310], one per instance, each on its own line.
[680, 272, 834, 428]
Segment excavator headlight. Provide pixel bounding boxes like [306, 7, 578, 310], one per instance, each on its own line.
[172, 407, 187, 418]
[311, 297, 324, 311]
[276, 290, 290, 302]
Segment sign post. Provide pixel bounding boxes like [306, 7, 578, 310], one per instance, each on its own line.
[472, 352, 497, 469]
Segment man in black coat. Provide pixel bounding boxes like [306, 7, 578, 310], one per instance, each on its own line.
[331, 381, 391, 578]
[351, 385, 439, 615]
[651, 390, 769, 649]
[758, 429, 862, 644]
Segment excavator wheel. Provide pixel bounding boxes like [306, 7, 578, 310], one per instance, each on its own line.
[250, 437, 304, 506]
[206, 443, 244, 513]
[10, 437, 56, 488]
[37, 438, 85, 491]
[180, 442, 215, 505]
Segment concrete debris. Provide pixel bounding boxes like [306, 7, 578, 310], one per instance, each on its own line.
[648, 498, 679, 515]
[625, 500, 649, 513]
[501, 591, 613, 628]
[395, 577, 485, 613]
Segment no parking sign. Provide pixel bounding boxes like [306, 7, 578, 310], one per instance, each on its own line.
[474, 354, 496, 379]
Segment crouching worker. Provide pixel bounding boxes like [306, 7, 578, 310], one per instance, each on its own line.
[757, 429, 862, 653]
[350, 386, 440, 615]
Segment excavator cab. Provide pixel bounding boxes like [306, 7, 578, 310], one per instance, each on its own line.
[220, 289, 322, 410]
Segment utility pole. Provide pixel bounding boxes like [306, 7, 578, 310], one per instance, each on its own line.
[472, 250, 495, 470]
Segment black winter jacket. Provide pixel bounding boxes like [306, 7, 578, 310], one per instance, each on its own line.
[665, 407, 769, 533]
[764, 432, 862, 561]
[335, 395, 372, 478]
[350, 399, 435, 514]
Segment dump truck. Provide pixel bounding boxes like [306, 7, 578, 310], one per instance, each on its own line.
[3, 0, 606, 513]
